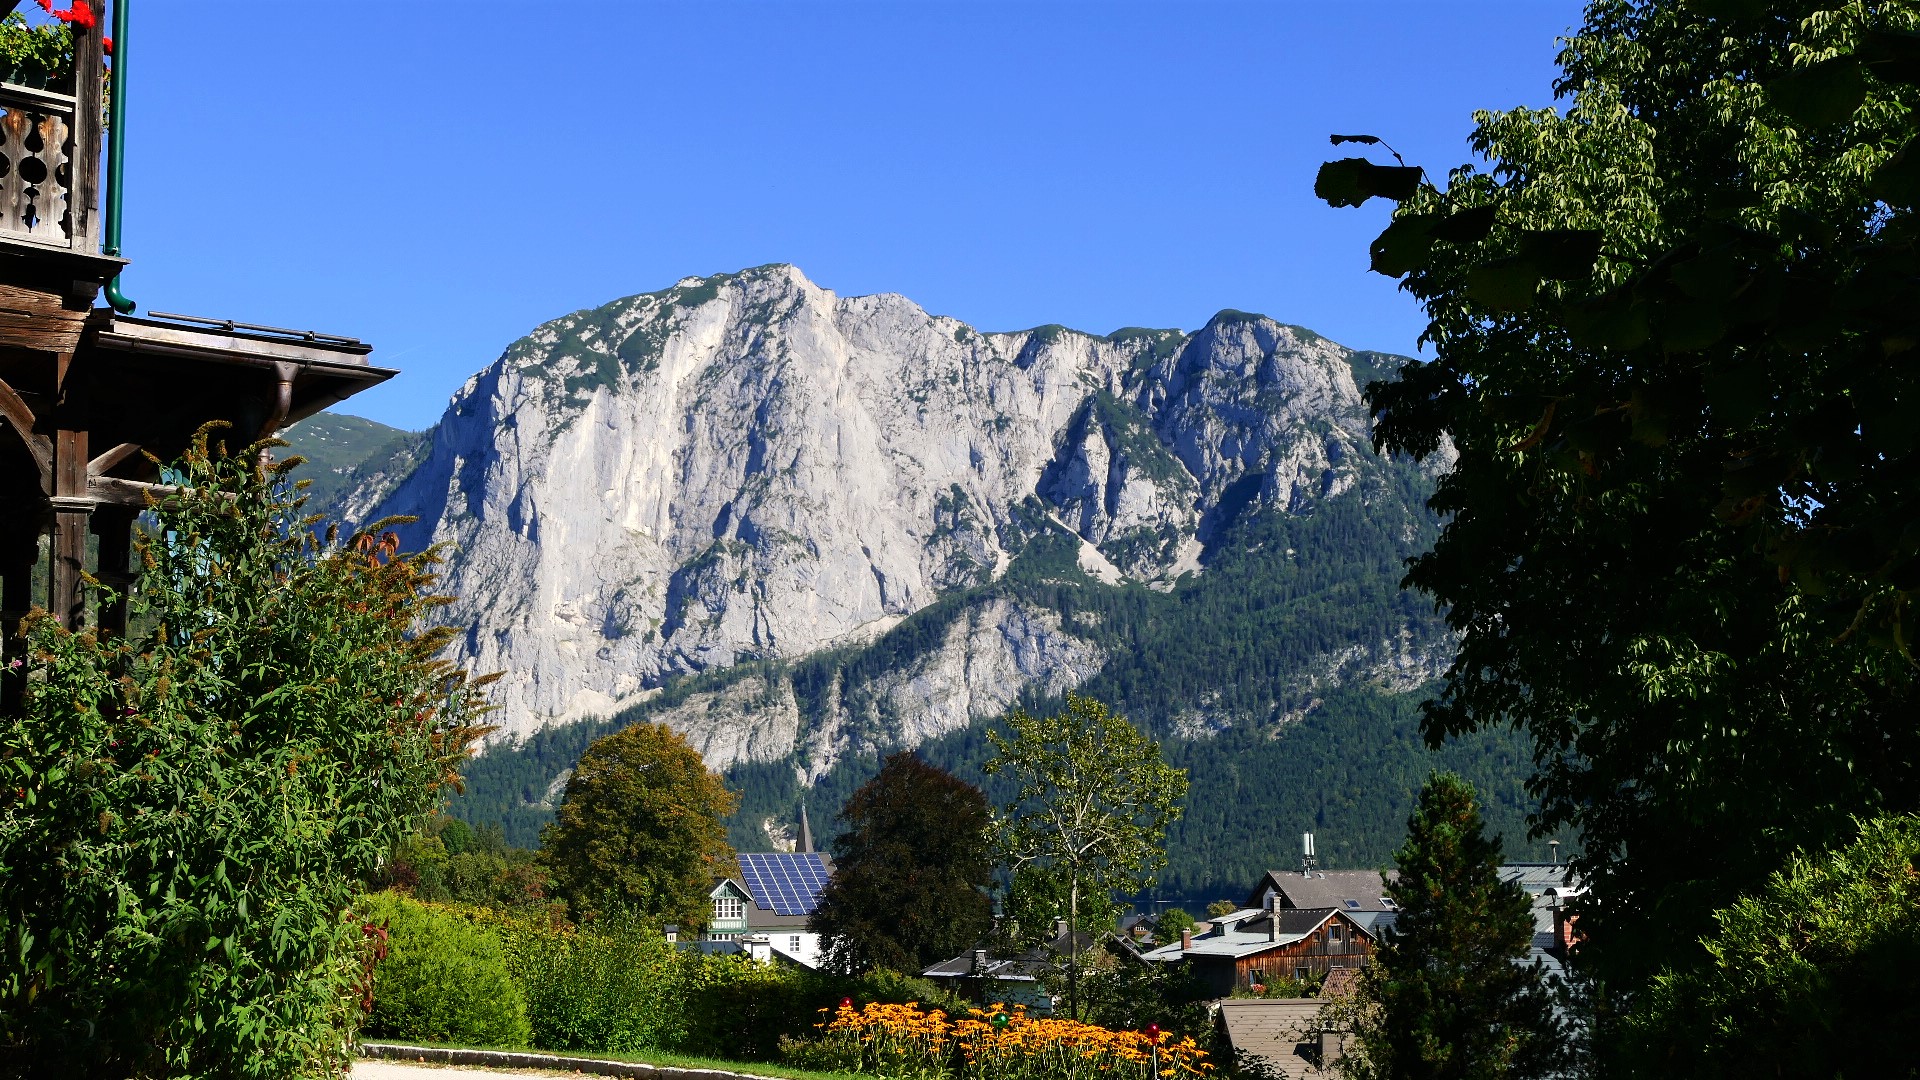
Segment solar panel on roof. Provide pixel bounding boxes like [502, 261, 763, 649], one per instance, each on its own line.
[736, 852, 832, 916]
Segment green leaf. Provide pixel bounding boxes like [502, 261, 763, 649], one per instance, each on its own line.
[1315, 158, 1423, 207]
[1683, 0, 1771, 18]
[1659, 300, 1729, 352]
[1670, 252, 1745, 301]
[1430, 204, 1498, 244]
[1370, 215, 1440, 277]
[1768, 59, 1867, 128]
[1858, 28, 1920, 87]
[1465, 258, 1542, 312]
[1871, 137, 1920, 205]
[1519, 230, 1603, 279]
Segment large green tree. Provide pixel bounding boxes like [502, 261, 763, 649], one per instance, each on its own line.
[808, 752, 993, 974]
[1619, 812, 1920, 1075]
[541, 721, 738, 927]
[0, 431, 489, 1078]
[984, 692, 1187, 1019]
[1319, 0, 1920, 989]
[1344, 774, 1559, 1080]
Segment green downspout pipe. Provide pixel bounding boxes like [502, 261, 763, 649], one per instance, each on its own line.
[102, 0, 133, 313]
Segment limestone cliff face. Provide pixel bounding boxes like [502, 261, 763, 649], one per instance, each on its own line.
[347, 265, 1392, 762]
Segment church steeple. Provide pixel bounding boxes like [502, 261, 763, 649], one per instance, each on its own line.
[799, 802, 814, 854]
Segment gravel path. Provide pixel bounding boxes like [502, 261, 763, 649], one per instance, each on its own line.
[355, 1063, 571, 1078]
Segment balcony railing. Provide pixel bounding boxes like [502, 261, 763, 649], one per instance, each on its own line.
[0, 80, 78, 248]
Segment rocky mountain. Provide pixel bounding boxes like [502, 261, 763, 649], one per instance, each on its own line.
[339, 264, 1438, 753]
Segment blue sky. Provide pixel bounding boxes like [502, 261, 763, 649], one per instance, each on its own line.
[119, 2, 1583, 431]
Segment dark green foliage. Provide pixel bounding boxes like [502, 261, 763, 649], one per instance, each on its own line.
[1078, 953, 1214, 1041]
[0, 431, 488, 1078]
[377, 813, 551, 910]
[504, 909, 704, 1054]
[1319, 0, 1920, 993]
[810, 753, 994, 974]
[278, 412, 418, 515]
[369, 894, 952, 1061]
[1620, 814, 1920, 1077]
[0, 13, 73, 89]
[541, 722, 738, 926]
[362, 893, 531, 1049]
[1345, 774, 1557, 1080]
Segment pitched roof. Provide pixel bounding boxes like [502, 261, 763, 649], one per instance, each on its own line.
[1137, 908, 1358, 962]
[1215, 999, 1338, 1080]
[1249, 870, 1397, 912]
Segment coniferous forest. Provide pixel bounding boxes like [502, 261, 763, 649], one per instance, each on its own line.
[447, 431, 1544, 900]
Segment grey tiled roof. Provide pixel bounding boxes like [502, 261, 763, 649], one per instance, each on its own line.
[1216, 999, 1339, 1079]
[1250, 871, 1397, 912]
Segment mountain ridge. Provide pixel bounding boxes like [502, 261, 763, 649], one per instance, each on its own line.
[318, 265, 1534, 893]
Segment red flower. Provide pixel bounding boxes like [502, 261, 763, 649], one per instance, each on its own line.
[33, 0, 97, 31]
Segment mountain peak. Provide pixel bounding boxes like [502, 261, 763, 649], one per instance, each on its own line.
[339, 275, 1408, 746]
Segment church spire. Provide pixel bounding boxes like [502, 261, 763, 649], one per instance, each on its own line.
[799, 802, 814, 854]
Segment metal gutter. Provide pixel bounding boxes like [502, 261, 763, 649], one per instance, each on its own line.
[102, 0, 133, 312]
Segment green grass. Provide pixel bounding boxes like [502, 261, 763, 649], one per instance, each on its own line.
[362, 1037, 867, 1080]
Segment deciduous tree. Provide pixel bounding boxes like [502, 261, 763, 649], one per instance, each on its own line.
[1344, 774, 1558, 1080]
[541, 721, 738, 927]
[985, 692, 1186, 1019]
[1318, 0, 1920, 990]
[808, 752, 993, 974]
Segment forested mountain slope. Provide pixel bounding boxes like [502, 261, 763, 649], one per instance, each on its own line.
[323, 264, 1538, 898]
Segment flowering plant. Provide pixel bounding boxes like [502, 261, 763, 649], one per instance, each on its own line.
[796, 999, 1213, 1080]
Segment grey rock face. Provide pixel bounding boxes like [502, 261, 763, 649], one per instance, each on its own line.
[346, 265, 1386, 763]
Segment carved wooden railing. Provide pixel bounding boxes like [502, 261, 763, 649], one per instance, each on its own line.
[0, 81, 81, 248]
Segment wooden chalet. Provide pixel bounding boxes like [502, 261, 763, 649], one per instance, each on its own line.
[0, 1, 393, 709]
[1139, 902, 1379, 997]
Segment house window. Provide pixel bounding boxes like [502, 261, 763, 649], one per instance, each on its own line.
[790, 935, 803, 952]
[1294, 966, 1309, 981]
[713, 895, 744, 922]
[1379, 897, 1396, 909]
[1329, 924, 1344, 945]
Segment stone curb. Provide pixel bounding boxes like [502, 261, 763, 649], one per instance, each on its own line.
[359, 1041, 792, 1080]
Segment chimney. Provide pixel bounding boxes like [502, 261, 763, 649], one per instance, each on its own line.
[1180, 928, 1193, 951]
[1549, 839, 1560, 867]
[1302, 832, 1318, 877]
[1054, 918, 1070, 940]
[1268, 913, 1280, 943]
[663, 924, 678, 945]
[800, 803, 815, 855]
[972, 948, 988, 974]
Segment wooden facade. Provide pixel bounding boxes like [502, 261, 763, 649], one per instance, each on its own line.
[0, 6, 393, 710]
[1185, 910, 1377, 998]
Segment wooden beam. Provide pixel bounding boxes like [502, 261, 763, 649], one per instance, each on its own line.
[49, 350, 86, 628]
[0, 375, 49, 489]
[87, 440, 143, 477]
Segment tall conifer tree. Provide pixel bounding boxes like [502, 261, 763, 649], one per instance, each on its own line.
[1345, 773, 1558, 1080]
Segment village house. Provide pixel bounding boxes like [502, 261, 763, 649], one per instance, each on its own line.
[921, 921, 1100, 1015]
[1138, 899, 1381, 996]
[699, 850, 834, 968]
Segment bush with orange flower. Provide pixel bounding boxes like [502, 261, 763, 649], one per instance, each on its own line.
[790, 999, 1213, 1080]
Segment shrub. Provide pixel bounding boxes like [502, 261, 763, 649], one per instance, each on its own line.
[0, 435, 486, 1079]
[363, 895, 530, 1049]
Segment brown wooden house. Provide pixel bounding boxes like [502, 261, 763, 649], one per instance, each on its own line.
[0, 2, 393, 706]
[1138, 903, 1380, 998]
